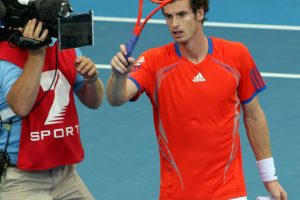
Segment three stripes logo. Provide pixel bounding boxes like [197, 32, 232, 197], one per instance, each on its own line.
[192, 72, 206, 82]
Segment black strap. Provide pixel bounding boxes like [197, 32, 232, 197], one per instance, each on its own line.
[1, 118, 13, 154]
[0, 28, 52, 49]
[0, 119, 13, 179]
[0, 29, 15, 42]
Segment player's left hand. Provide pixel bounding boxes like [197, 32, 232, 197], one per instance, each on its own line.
[264, 181, 287, 200]
[75, 56, 99, 83]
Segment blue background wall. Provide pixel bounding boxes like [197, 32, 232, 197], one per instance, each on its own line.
[65, 1, 300, 200]
[71, 0, 300, 26]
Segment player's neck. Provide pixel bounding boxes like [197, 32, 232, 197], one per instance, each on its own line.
[179, 33, 208, 64]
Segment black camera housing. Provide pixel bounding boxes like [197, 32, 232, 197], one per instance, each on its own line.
[1, 0, 69, 38]
[0, 0, 93, 49]
[0, 150, 9, 179]
[2, 0, 36, 27]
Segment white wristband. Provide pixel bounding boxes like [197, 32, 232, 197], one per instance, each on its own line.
[256, 157, 278, 182]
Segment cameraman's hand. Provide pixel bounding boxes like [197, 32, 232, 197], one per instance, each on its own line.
[22, 18, 49, 55]
[6, 19, 50, 116]
[75, 56, 99, 83]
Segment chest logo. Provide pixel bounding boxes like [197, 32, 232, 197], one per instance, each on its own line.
[40, 70, 71, 125]
[192, 72, 206, 82]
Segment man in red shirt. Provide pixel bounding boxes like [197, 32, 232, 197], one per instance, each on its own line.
[106, 0, 287, 199]
[0, 18, 104, 200]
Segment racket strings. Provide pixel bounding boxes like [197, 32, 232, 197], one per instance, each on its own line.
[150, 0, 172, 4]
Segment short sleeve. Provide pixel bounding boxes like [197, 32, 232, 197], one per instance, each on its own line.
[128, 52, 155, 101]
[0, 60, 22, 98]
[73, 48, 84, 94]
[237, 45, 266, 104]
[75, 48, 82, 57]
[73, 74, 84, 94]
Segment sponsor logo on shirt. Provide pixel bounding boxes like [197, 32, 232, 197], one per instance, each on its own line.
[30, 125, 79, 141]
[40, 70, 71, 125]
[192, 72, 206, 82]
[132, 56, 145, 72]
[135, 56, 145, 66]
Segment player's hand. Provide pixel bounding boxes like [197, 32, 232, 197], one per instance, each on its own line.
[264, 181, 287, 200]
[110, 44, 135, 75]
[75, 56, 99, 83]
[22, 18, 49, 55]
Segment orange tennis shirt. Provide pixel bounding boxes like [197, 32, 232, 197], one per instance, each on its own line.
[128, 37, 266, 200]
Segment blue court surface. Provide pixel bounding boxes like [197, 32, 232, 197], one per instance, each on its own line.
[70, 1, 300, 199]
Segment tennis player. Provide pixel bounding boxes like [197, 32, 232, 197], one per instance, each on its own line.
[106, 0, 288, 199]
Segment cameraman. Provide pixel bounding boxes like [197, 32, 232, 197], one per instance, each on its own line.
[0, 18, 103, 200]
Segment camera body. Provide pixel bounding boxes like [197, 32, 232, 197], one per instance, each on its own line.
[0, 0, 93, 49]
[1, 0, 72, 38]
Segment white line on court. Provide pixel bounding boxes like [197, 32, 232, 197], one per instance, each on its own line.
[93, 16, 300, 31]
[96, 64, 300, 79]
[94, 16, 300, 79]
[261, 72, 300, 79]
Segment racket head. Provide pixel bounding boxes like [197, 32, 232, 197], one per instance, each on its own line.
[126, 0, 173, 58]
[150, 0, 173, 4]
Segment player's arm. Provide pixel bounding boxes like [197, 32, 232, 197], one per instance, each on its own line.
[106, 44, 138, 106]
[242, 96, 271, 160]
[6, 19, 48, 117]
[242, 96, 287, 200]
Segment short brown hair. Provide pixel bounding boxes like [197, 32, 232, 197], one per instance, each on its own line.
[162, 0, 210, 23]
[190, 0, 209, 23]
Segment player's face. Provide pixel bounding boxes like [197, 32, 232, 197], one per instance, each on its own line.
[163, 0, 204, 43]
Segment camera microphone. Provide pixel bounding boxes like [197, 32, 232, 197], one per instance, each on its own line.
[36, 0, 72, 22]
[0, 0, 6, 19]
[18, 0, 72, 22]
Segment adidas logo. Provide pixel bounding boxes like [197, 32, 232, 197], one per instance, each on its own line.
[192, 73, 206, 82]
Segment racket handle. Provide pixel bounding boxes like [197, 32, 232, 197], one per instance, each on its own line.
[125, 34, 140, 60]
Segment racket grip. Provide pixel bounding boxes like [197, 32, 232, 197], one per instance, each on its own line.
[125, 34, 140, 60]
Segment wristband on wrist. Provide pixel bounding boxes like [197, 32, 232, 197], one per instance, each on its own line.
[256, 157, 278, 182]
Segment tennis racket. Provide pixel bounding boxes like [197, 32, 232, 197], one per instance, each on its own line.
[125, 0, 172, 59]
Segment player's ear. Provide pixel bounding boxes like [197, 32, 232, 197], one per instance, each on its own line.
[196, 7, 204, 22]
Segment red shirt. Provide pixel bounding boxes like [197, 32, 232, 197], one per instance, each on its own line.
[129, 37, 266, 200]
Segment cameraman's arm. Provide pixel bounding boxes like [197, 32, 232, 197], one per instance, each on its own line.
[6, 19, 49, 117]
[75, 56, 104, 109]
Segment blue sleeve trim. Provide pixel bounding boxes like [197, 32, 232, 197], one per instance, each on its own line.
[242, 85, 267, 104]
[128, 76, 142, 102]
[128, 76, 141, 91]
[73, 48, 83, 94]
